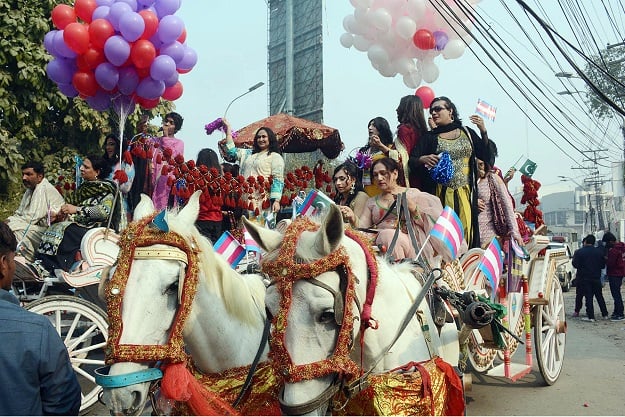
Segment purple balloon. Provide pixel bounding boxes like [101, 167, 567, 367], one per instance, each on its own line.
[177, 46, 197, 70]
[108, 2, 133, 31]
[163, 70, 178, 87]
[137, 0, 155, 7]
[92, 5, 110, 21]
[46, 58, 76, 85]
[116, 0, 138, 12]
[104, 35, 131, 66]
[44, 31, 59, 57]
[159, 41, 184, 64]
[157, 15, 184, 44]
[154, 0, 180, 18]
[119, 12, 145, 42]
[117, 67, 140, 95]
[433, 30, 449, 51]
[136, 77, 165, 100]
[86, 90, 112, 111]
[53, 30, 77, 59]
[95, 62, 120, 91]
[96, 0, 114, 6]
[148, 33, 163, 49]
[150, 55, 176, 81]
[57, 82, 79, 98]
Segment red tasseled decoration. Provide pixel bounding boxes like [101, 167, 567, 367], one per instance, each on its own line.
[325, 184, 332, 193]
[139, 149, 147, 159]
[64, 182, 71, 190]
[199, 192, 206, 204]
[113, 169, 128, 184]
[71, 183, 76, 190]
[248, 202, 254, 211]
[123, 150, 133, 165]
[163, 148, 173, 158]
[167, 177, 174, 187]
[254, 208, 260, 216]
[180, 164, 189, 173]
[257, 175, 264, 183]
[236, 175, 245, 183]
[174, 154, 184, 164]
[197, 179, 205, 188]
[262, 199, 270, 210]
[147, 149, 154, 158]
[247, 176, 256, 184]
[280, 195, 289, 206]
[161, 166, 169, 175]
[209, 167, 219, 177]
[58, 175, 65, 181]
[159, 363, 239, 416]
[212, 195, 219, 206]
[187, 160, 195, 169]
[290, 193, 296, 200]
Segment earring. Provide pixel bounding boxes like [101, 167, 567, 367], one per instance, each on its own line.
[349, 182, 355, 195]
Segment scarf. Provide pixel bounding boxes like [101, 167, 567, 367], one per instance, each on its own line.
[430, 120, 462, 134]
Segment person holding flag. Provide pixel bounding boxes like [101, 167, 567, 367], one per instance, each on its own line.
[408, 96, 491, 249]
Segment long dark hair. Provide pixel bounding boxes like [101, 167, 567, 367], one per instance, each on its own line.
[86, 154, 112, 180]
[367, 117, 393, 146]
[397, 95, 427, 135]
[196, 148, 222, 173]
[430, 96, 462, 125]
[332, 161, 364, 206]
[252, 127, 281, 155]
[102, 134, 123, 166]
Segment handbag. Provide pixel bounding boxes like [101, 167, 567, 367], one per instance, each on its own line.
[487, 174, 509, 236]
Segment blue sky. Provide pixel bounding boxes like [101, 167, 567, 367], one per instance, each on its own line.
[169, 1, 622, 198]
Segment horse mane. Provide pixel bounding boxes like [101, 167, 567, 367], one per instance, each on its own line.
[165, 207, 266, 325]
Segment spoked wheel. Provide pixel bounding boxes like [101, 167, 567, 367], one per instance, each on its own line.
[26, 295, 108, 413]
[534, 272, 566, 385]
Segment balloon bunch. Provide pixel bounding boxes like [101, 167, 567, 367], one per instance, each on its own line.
[340, 0, 478, 91]
[44, 0, 197, 112]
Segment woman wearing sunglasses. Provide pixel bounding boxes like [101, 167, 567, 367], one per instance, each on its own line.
[408, 96, 490, 249]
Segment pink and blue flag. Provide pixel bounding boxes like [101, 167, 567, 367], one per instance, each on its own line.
[475, 98, 497, 121]
[477, 238, 504, 299]
[214, 231, 246, 268]
[510, 238, 529, 260]
[429, 206, 463, 261]
[243, 227, 261, 254]
[297, 189, 334, 217]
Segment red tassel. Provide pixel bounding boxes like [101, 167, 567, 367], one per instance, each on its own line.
[254, 208, 260, 216]
[280, 195, 289, 206]
[123, 150, 133, 165]
[262, 199, 270, 210]
[113, 169, 128, 184]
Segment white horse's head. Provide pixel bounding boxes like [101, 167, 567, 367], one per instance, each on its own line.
[100, 191, 268, 415]
[246, 205, 369, 415]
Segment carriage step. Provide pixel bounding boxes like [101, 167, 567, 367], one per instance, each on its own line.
[486, 362, 532, 381]
[528, 298, 548, 305]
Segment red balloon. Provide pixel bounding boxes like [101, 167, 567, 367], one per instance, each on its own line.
[136, 96, 160, 109]
[72, 71, 98, 97]
[136, 66, 150, 78]
[413, 29, 435, 50]
[89, 19, 114, 49]
[162, 81, 183, 101]
[139, 10, 159, 40]
[177, 28, 187, 44]
[52, 4, 76, 30]
[415, 86, 435, 108]
[74, 0, 97, 23]
[82, 47, 106, 70]
[63, 22, 90, 54]
[130, 39, 156, 69]
[177, 67, 191, 74]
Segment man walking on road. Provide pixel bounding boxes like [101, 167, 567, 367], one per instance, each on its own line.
[603, 232, 625, 321]
[572, 234, 609, 322]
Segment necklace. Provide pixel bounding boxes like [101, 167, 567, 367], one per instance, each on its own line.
[438, 128, 460, 140]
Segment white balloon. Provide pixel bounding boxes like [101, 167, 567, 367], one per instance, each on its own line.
[340, 33, 354, 49]
[343, 15, 357, 33]
[378, 61, 397, 77]
[371, 8, 392, 32]
[350, 0, 373, 8]
[353, 35, 373, 52]
[405, 0, 426, 20]
[442, 39, 466, 59]
[367, 43, 390, 66]
[403, 69, 422, 88]
[421, 61, 439, 83]
[394, 57, 415, 75]
[395, 16, 417, 40]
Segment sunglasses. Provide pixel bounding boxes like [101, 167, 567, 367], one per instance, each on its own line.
[430, 105, 448, 114]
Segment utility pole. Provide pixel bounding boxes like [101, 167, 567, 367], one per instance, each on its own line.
[573, 149, 608, 232]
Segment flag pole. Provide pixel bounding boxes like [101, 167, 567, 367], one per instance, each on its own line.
[413, 234, 431, 263]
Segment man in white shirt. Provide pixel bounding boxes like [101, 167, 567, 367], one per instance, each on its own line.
[5, 161, 64, 262]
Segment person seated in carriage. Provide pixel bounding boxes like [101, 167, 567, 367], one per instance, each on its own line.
[6, 161, 65, 263]
[357, 157, 459, 265]
[33, 155, 121, 277]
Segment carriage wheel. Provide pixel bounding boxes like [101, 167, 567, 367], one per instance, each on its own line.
[534, 272, 566, 385]
[26, 295, 108, 414]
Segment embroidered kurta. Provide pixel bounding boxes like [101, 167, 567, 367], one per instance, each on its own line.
[7, 178, 65, 262]
[477, 172, 521, 247]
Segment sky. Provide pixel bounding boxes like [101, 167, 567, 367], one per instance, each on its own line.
[168, 1, 623, 199]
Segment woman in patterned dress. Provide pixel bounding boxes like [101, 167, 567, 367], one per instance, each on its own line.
[408, 96, 490, 249]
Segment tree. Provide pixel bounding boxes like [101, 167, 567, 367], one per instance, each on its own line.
[583, 45, 625, 121]
[0, 0, 172, 195]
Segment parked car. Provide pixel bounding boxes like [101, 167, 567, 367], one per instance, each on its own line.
[546, 242, 575, 292]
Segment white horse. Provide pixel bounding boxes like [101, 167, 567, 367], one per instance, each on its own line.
[99, 191, 275, 415]
[245, 205, 463, 416]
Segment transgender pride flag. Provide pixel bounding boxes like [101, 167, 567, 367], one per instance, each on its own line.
[429, 206, 463, 261]
[243, 227, 261, 254]
[477, 238, 504, 299]
[214, 231, 246, 268]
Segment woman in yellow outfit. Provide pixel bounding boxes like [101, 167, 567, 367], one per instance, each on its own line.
[408, 96, 491, 248]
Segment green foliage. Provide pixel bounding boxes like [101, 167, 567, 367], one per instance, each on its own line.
[0, 0, 173, 206]
[584, 45, 625, 121]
